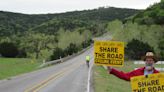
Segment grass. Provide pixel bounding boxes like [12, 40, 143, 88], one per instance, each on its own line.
[93, 61, 164, 92]
[0, 58, 41, 80]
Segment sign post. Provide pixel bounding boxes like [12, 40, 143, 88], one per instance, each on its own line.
[94, 41, 124, 67]
[131, 73, 164, 92]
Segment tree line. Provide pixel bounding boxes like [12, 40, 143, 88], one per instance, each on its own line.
[0, 7, 139, 37]
[0, 7, 138, 60]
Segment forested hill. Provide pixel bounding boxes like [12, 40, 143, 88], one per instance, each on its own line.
[108, 1, 164, 60]
[131, 1, 164, 25]
[49, 7, 139, 22]
[0, 7, 139, 36]
[0, 11, 56, 36]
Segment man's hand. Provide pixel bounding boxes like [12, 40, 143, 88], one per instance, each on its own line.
[107, 66, 112, 72]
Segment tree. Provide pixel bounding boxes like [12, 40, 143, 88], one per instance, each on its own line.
[125, 39, 154, 60]
[64, 43, 79, 55]
[20, 32, 57, 59]
[82, 39, 93, 48]
[159, 39, 164, 60]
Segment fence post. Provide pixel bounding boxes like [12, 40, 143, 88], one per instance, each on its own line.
[60, 56, 63, 63]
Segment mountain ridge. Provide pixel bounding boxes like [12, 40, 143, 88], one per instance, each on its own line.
[0, 7, 140, 36]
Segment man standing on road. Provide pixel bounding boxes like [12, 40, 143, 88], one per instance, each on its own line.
[86, 55, 90, 68]
[107, 52, 159, 81]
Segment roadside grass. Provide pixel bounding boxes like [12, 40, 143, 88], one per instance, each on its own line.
[0, 58, 41, 80]
[93, 61, 164, 92]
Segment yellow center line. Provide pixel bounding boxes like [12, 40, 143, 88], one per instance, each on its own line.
[33, 71, 66, 92]
[24, 61, 84, 92]
[24, 71, 63, 92]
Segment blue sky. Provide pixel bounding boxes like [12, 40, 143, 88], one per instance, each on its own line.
[0, 0, 160, 14]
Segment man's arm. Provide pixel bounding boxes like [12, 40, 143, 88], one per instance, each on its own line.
[108, 67, 137, 81]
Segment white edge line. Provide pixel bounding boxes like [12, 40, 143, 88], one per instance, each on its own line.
[87, 58, 94, 92]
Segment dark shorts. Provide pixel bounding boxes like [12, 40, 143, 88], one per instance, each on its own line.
[86, 60, 89, 62]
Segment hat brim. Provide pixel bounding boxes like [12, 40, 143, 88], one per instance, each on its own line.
[143, 56, 158, 63]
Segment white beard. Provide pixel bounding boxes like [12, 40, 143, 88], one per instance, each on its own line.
[145, 63, 154, 71]
[145, 66, 153, 71]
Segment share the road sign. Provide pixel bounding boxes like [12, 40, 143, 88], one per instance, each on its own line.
[94, 41, 124, 67]
[131, 73, 164, 92]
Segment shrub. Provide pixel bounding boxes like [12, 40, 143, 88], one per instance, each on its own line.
[50, 47, 65, 60]
[0, 42, 19, 57]
[17, 49, 27, 58]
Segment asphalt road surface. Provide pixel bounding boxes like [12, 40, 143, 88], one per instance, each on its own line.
[0, 47, 94, 92]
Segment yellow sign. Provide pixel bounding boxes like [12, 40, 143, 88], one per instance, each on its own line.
[131, 73, 164, 92]
[94, 41, 124, 66]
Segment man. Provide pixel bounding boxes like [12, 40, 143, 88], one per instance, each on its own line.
[86, 55, 90, 67]
[108, 52, 159, 81]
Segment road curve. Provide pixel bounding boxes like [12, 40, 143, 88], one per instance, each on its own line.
[0, 47, 94, 92]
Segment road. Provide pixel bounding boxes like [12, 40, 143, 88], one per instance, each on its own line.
[0, 47, 94, 92]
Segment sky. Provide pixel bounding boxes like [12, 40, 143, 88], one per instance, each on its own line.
[0, 0, 161, 14]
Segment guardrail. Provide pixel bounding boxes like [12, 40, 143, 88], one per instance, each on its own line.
[134, 61, 164, 64]
[39, 44, 93, 68]
[134, 61, 164, 71]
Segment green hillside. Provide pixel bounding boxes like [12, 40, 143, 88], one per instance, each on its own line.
[107, 1, 164, 60]
[0, 7, 139, 59]
[130, 1, 164, 25]
[0, 11, 56, 36]
[0, 7, 139, 37]
[0, 1, 163, 60]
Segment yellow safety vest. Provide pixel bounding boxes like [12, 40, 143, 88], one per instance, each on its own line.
[86, 56, 90, 61]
